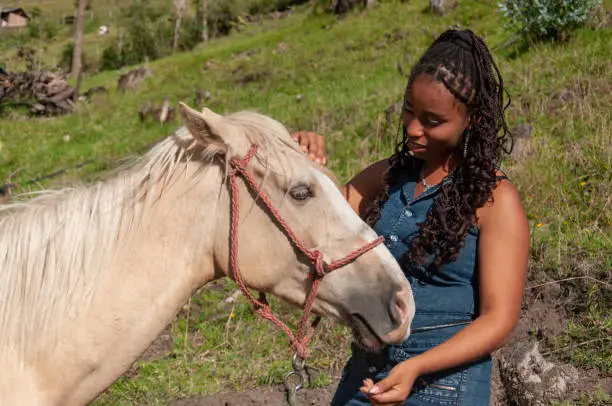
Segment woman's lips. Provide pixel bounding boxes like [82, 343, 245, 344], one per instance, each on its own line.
[408, 142, 426, 152]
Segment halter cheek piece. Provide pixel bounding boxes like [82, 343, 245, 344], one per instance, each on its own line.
[227, 145, 384, 359]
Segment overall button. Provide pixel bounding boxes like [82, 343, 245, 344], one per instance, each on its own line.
[404, 208, 413, 217]
[388, 234, 399, 243]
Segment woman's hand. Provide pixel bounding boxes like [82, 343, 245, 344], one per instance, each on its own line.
[360, 359, 421, 405]
[291, 131, 327, 165]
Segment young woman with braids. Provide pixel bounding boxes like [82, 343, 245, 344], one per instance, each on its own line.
[292, 29, 529, 405]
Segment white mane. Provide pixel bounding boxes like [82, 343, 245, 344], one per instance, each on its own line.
[0, 110, 296, 358]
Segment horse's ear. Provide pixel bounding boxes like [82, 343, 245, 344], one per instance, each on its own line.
[178, 102, 228, 154]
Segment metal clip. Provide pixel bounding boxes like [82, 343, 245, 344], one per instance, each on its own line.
[283, 370, 304, 406]
[283, 353, 307, 406]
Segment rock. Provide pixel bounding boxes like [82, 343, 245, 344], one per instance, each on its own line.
[499, 341, 579, 406]
[273, 42, 291, 55]
[203, 60, 217, 70]
[384, 99, 403, 127]
[430, 0, 457, 16]
[508, 123, 533, 161]
[117, 67, 153, 93]
[138, 326, 174, 362]
[549, 88, 578, 111]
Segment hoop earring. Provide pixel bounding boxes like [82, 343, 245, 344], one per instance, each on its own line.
[463, 130, 471, 158]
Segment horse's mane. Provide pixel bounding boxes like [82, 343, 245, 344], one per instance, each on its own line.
[0, 110, 297, 358]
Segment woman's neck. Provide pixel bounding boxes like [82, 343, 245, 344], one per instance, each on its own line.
[420, 153, 460, 183]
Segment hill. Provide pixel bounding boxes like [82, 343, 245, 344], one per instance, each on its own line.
[0, 1, 610, 404]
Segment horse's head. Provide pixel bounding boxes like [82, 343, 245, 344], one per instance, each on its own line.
[179, 102, 414, 350]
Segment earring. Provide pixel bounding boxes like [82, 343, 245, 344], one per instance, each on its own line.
[463, 130, 471, 158]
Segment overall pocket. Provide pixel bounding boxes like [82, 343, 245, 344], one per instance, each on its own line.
[410, 368, 468, 405]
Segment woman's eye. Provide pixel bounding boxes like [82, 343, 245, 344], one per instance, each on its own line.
[427, 117, 442, 126]
[289, 185, 313, 201]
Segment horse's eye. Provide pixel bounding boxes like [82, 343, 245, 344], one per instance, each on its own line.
[289, 184, 313, 201]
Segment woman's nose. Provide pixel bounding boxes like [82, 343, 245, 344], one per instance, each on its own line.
[406, 117, 424, 137]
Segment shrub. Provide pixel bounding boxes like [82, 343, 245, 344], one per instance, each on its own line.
[59, 43, 91, 73]
[499, 0, 602, 42]
[99, 43, 123, 71]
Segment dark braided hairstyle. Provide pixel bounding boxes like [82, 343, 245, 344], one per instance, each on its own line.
[363, 29, 512, 268]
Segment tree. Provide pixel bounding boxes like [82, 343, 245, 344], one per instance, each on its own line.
[202, 0, 209, 43]
[71, 0, 87, 100]
[173, 0, 188, 53]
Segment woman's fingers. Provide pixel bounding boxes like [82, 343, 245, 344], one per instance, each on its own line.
[291, 132, 327, 165]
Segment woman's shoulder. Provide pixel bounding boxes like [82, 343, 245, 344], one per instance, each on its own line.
[477, 172, 526, 232]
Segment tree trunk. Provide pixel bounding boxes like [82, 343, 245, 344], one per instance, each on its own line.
[173, 0, 187, 54]
[172, 15, 182, 53]
[71, 0, 87, 99]
[334, 0, 353, 14]
[202, 0, 209, 43]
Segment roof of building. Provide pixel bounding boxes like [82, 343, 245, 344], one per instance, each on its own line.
[0, 7, 30, 19]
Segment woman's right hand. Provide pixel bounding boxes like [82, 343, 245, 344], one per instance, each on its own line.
[291, 131, 327, 166]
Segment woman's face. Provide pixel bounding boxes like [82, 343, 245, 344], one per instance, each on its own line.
[402, 74, 469, 163]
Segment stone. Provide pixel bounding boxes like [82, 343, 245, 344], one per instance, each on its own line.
[508, 123, 533, 161]
[430, 0, 458, 16]
[499, 341, 579, 406]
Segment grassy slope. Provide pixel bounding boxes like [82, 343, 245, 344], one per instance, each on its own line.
[0, 0, 610, 404]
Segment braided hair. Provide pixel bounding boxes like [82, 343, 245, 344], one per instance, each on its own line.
[363, 29, 511, 268]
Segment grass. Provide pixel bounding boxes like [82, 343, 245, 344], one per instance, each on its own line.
[0, 0, 610, 403]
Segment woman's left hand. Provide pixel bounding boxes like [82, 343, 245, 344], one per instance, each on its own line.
[360, 359, 421, 405]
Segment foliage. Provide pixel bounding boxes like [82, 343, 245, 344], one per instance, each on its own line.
[26, 18, 61, 41]
[499, 0, 602, 41]
[59, 42, 92, 73]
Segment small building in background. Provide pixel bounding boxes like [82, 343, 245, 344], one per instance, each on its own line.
[0, 7, 30, 29]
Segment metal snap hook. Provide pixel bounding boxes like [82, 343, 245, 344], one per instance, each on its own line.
[283, 370, 304, 392]
[292, 352, 306, 372]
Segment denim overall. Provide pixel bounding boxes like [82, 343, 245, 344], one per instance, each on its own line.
[332, 168, 498, 406]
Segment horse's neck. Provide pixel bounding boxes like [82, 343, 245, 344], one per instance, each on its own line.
[2, 163, 227, 404]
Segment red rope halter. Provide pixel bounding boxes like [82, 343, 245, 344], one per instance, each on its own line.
[227, 145, 384, 359]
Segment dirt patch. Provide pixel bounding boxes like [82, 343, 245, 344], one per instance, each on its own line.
[170, 383, 337, 406]
[491, 281, 609, 405]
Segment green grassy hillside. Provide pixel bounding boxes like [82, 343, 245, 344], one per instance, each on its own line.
[0, 1, 610, 404]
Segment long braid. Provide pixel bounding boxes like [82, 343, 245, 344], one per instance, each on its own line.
[363, 29, 511, 268]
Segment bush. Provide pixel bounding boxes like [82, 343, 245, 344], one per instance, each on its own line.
[99, 43, 123, 71]
[59, 43, 91, 73]
[499, 0, 602, 42]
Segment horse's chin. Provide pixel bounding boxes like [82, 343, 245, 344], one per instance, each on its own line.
[350, 314, 385, 353]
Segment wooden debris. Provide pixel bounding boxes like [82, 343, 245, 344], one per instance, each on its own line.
[139, 96, 175, 124]
[0, 69, 75, 116]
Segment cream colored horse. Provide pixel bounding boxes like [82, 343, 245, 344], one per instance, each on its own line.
[0, 103, 414, 406]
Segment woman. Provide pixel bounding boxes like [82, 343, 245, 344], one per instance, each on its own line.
[293, 29, 529, 405]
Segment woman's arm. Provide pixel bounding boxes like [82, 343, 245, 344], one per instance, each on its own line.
[342, 159, 389, 217]
[364, 180, 530, 404]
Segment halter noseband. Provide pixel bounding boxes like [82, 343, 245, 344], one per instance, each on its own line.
[227, 145, 384, 359]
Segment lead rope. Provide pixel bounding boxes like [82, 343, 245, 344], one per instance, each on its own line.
[227, 145, 384, 404]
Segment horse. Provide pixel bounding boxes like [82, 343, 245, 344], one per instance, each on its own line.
[0, 102, 415, 405]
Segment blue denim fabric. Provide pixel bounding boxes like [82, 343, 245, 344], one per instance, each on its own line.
[332, 168, 497, 406]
